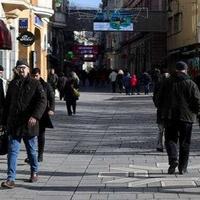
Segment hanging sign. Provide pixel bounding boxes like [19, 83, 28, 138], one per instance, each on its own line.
[17, 31, 35, 47]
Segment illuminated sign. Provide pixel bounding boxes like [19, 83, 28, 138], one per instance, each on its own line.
[72, 45, 99, 55]
[93, 10, 134, 31]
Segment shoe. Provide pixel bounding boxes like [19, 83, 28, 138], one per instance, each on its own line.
[156, 148, 163, 152]
[24, 158, 30, 164]
[29, 173, 38, 183]
[178, 167, 188, 175]
[1, 180, 15, 189]
[168, 161, 178, 174]
[38, 155, 43, 162]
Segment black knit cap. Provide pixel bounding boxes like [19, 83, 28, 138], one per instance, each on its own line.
[0, 65, 4, 71]
[16, 59, 29, 68]
[176, 61, 188, 71]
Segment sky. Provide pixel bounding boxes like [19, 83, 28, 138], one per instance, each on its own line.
[69, 0, 102, 8]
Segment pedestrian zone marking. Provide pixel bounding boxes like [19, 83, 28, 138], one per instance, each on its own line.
[98, 163, 200, 188]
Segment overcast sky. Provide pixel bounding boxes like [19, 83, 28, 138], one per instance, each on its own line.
[69, 0, 102, 8]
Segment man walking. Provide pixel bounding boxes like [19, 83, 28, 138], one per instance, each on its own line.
[158, 61, 200, 174]
[1, 60, 47, 189]
[109, 70, 117, 93]
[24, 67, 55, 162]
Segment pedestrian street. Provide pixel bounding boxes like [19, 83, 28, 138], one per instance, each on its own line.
[1, 91, 200, 199]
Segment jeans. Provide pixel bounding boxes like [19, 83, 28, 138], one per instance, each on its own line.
[7, 135, 38, 181]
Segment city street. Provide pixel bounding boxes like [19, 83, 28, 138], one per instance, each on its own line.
[1, 90, 200, 200]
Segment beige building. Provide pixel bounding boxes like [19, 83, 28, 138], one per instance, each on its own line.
[0, 0, 54, 80]
[167, 0, 200, 77]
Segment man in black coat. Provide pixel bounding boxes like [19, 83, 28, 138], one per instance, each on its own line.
[26, 67, 55, 162]
[158, 61, 200, 175]
[1, 60, 47, 189]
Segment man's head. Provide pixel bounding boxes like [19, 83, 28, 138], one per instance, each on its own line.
[16, 59, 30, 78]
[0, 65, 4, 78]
[50, 68, 55, 74]
[175, 61, 188, 73]
[31, 68, 41, 80]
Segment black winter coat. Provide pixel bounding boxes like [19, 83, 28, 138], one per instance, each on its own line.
[3, 76, 47, 137]
[158, 72, 200, 123]
[39, 78, 55, 128]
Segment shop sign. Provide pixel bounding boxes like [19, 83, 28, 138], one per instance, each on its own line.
[17, 31, 35, 47]
[19, 18, 28, 29]
[72, 45, 99, 55]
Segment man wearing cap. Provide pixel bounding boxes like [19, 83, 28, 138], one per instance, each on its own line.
[157, 61, 200, 175]
[1, 59, 47, 189]
[24, 67, 55, 163]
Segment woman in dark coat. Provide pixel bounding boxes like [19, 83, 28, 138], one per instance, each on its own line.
[64, 78, 79, 116]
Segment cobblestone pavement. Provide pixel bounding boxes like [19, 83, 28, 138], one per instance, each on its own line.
[1, 91, 200, 199]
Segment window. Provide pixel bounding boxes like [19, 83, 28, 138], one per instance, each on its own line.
[168, 17, 173, 35]
[174, 13, 182, 33]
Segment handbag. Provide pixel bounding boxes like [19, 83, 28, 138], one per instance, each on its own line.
[73, 88, 80, 98]
[0, 129, 8, 155]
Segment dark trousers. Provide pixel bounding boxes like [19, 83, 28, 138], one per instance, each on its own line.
[38, 126, 45, 158]
[111, 81, 116, 93]
[66, 100, 76, 115]
[164, 120, 192, 171]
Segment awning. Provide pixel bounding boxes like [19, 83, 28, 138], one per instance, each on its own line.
[0, 20, 12, 50]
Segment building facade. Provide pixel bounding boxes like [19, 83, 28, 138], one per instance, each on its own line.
[102, 0, 167, 76]
[167, 0, 200, 77]
[0, 0, 54, 80]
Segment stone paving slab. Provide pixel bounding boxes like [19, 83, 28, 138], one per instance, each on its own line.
[0, 92, 200, 199]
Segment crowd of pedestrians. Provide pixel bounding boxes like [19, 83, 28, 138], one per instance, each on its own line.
[1, 59, 200, 189]
[108, 68, 152, 95]
[0, 60, 81, 189]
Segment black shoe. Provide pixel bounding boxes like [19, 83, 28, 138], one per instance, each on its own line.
[38, 155, 43, 162]
[178, 167, 188, 175]
[156, 148, 163, 152]
[24, 158, 30, 164]
[168, 161, 178, 174]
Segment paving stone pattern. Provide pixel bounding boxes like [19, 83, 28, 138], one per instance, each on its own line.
[0, 91, 200, 199]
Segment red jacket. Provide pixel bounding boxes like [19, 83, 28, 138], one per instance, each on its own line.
[130, 75, 138, 87]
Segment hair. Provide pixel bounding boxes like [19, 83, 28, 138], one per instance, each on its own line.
[31, 68, 41, 75]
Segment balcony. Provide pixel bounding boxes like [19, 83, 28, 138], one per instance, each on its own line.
[0, 0, 31, 11]
[32, 0, 54, 18]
